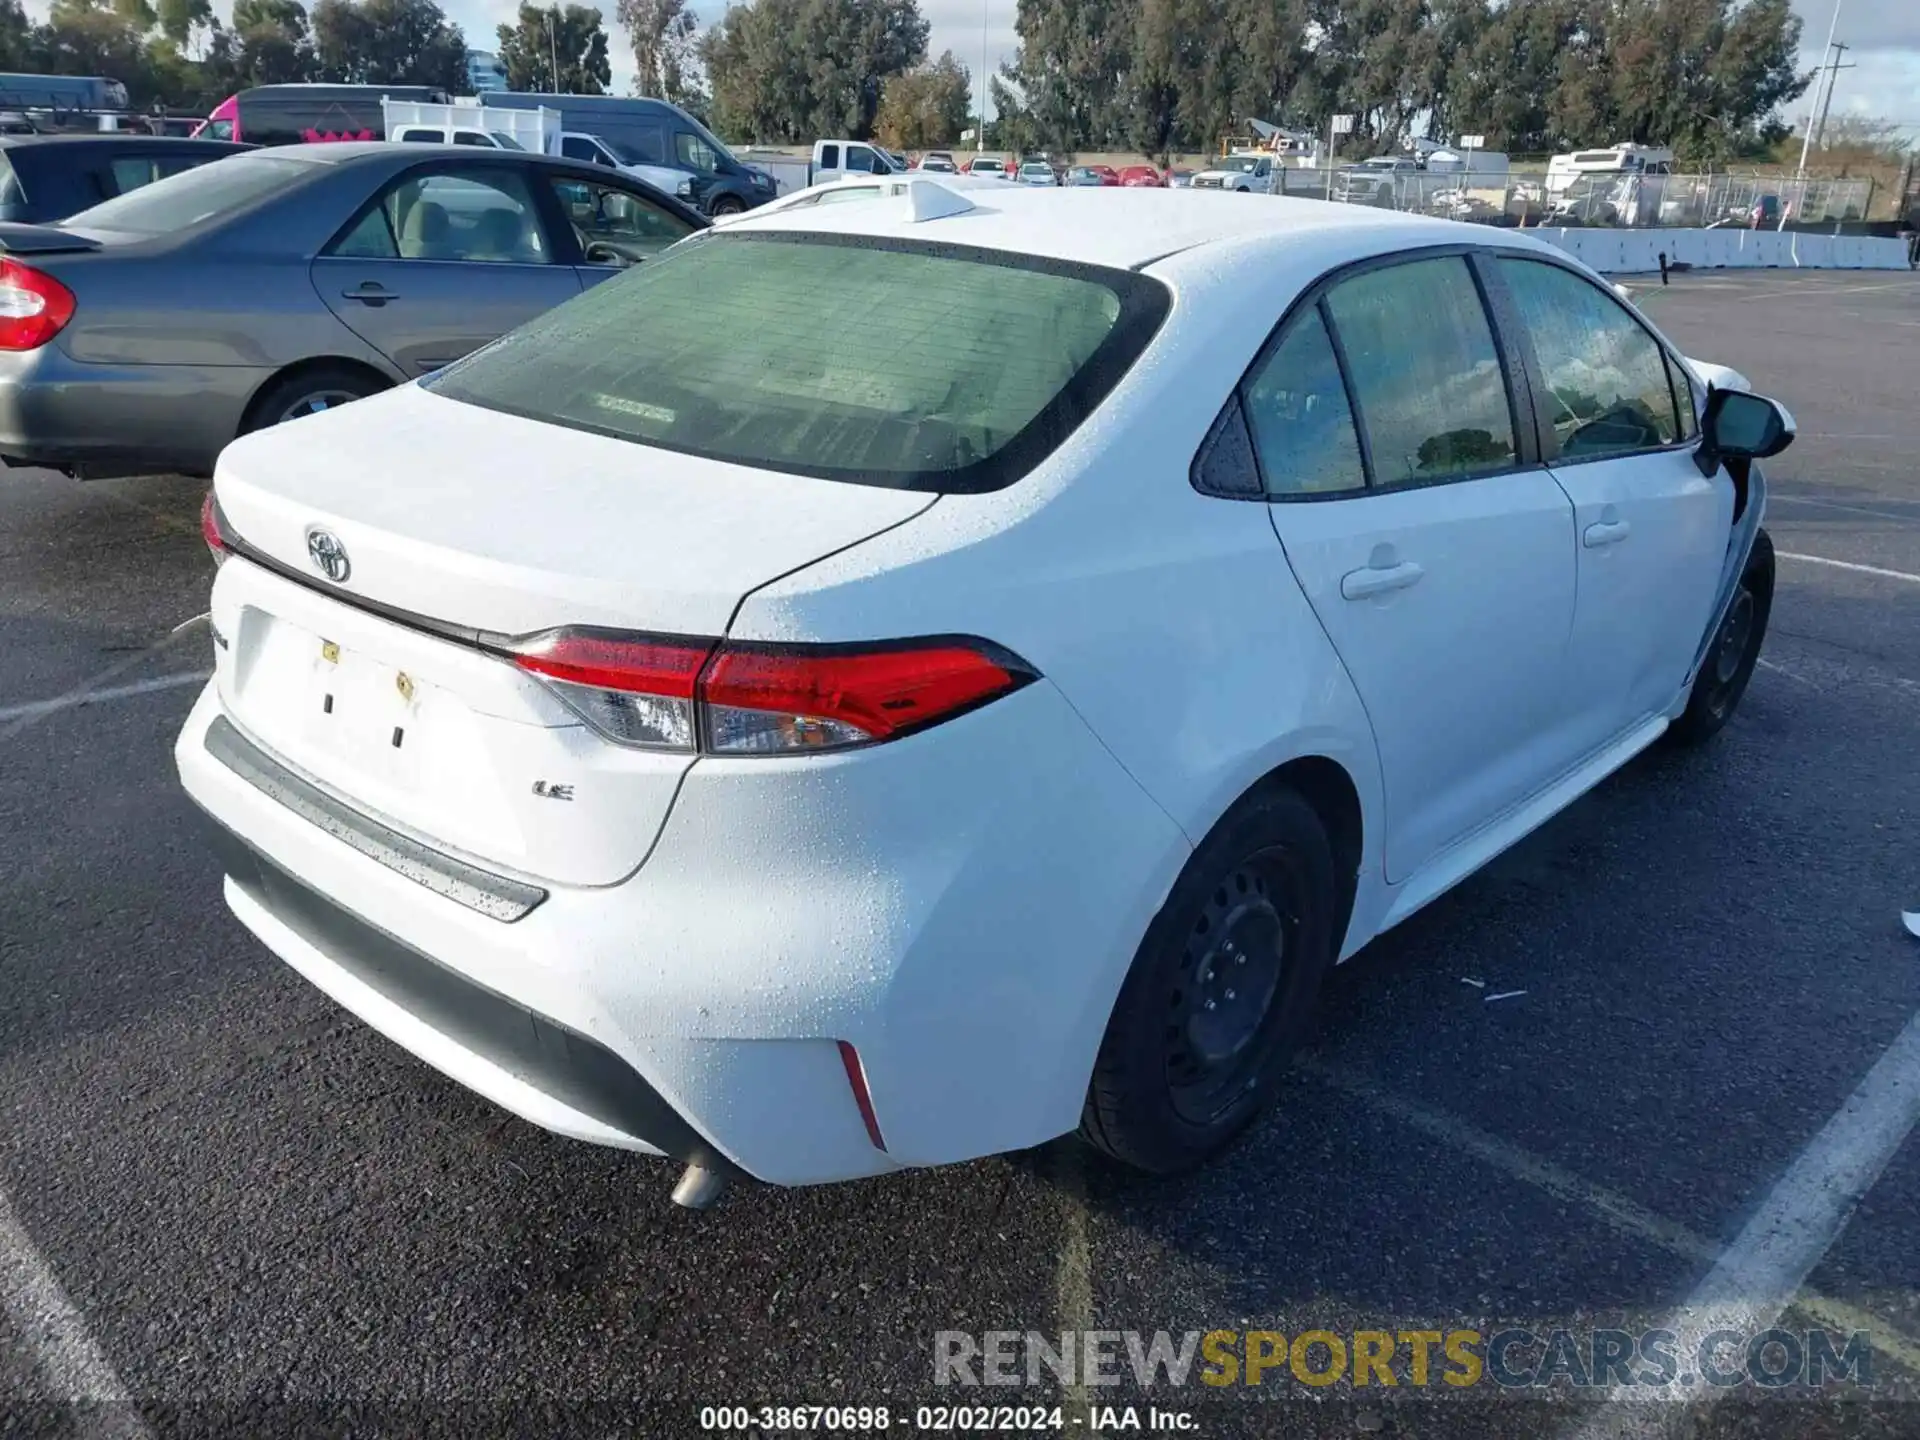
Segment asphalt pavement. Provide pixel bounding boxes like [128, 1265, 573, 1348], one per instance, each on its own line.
[2, 269, 1918, 1440]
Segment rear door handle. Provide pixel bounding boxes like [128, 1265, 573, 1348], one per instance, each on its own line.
[1583, 519, 1632, 548]
[342, 284, 399, 305]
[1340, 560, 1425, 600]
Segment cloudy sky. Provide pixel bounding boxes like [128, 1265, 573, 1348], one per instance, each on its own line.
[21, 0, 1920, 134]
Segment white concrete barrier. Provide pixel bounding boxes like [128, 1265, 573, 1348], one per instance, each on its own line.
[1530, 226, 1911, 273]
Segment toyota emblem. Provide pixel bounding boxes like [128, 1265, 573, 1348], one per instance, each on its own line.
[306, 527, 351, 584]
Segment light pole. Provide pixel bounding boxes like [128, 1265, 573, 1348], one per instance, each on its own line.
[547, 7, 562, 94]
[1796, 0, 1843, 177]
[980, 0, 988, 152]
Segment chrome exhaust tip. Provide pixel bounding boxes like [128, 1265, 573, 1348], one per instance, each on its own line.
[671, 1162, 728, 1210]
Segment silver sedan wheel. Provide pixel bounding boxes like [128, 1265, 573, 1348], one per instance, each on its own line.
[276, 389, 361, 424]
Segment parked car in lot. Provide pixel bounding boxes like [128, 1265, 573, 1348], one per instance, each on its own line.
[0, 144, 703, 479]
[1191, 152, 1278, 193]
[178, 186, 1790, 1205]
[1117, 164, 1164, 187]
[1066, 164, 1119, 187]
[0, 134, 252, 223]
[1016, 160, 1058, 186]
[963, 155, 1006, 177]
[915, 151, 957, 172]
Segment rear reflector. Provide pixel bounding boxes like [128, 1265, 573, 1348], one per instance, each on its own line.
[508, 629, 1035, 756]
[837, 1040, 887, 1151]
[0, 259, 75, 351]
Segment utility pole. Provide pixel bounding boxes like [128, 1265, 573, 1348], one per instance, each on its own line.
[548, 7, 561, 94]
[1810, 44, 1854, 156]
[980, 0, 988, 153]
[1796, 0, 1844, 177]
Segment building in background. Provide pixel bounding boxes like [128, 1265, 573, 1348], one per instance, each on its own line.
[465, 51, 507, 95]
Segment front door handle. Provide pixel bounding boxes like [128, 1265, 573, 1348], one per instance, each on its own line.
[342, 283, 399, 305]
[1340, 560, 1425, 601]
[1583, 519, 1632, 548]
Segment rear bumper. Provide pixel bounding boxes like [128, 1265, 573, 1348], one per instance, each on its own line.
[0, 349, 261, 477]
[175, 671, 1191, 1187]
[197, 802, 739, 1177]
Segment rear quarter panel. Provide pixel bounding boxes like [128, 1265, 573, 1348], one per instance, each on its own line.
[728, 226, 1437, 955]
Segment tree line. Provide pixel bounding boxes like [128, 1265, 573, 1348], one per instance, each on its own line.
[0, 0, 1814, 165]
[991, 0, 1811, 161]
[0, 0, 618, 113]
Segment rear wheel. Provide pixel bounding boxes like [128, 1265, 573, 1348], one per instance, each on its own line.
[244, 364, 386, 435]
[1669, 528, 1774, 746]
[1081, 787, 1338, 1175]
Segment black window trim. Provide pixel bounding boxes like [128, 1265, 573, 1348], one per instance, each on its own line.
[1485, 250, 1705, 471]
[317, 157, 702, 269]
[425, 228, 1173, 497]
[1218, 242, 1544, 506]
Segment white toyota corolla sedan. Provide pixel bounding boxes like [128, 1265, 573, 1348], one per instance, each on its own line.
[177, 182, 1791, 1207]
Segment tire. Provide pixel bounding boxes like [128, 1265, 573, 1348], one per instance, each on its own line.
[244, 364, 386, 435]
[1668, 528, 1774, 747]
[708, 195, 746, 218]
[1081, 786, 1339, 1175]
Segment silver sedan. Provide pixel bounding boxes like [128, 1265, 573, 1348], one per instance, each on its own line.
[0, 143, 705, 479]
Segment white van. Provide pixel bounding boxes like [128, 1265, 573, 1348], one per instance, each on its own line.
[809, 139, 905, 186]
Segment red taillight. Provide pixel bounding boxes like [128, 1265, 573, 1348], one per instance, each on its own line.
[508, 629, 1035, 755]
[0, 259, 75, 351]
[200, 489, 230, 565]
[512, 629, 711, 751]
[837, 1041, 887, 1151]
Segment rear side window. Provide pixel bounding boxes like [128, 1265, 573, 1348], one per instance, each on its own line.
[1500, 257, 1681, 458]
[425, 233, 1169, 493]
[1325, 256, 1515, 485]
[0, 152, 23, 211]
[64, 156, 305, 234]
[1242, 306, 1365, 497]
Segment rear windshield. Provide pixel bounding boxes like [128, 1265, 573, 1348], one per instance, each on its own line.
[424, 232, 1169, 493]
[64, 155, 304, 235]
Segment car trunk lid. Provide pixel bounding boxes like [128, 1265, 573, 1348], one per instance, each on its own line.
[210, 385, 936, 886]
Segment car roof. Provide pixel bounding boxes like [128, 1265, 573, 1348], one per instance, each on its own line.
[247, 141, 582, 169]
[719, 182, 1490, 271]
[0, 134, 244, 151]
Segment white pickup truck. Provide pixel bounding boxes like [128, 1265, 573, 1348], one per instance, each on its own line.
[808, 139, 908, 186]
[382, 99, 693, 202]
[384, 99, 561, 153]
[1188, 151, 1279, 194]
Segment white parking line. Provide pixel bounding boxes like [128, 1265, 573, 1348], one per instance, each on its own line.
[1308, 1059, 1920, 1382]
[1777, 552, 1920, 585]
[0, 672, 210, 728]
[0, 614, 208, 743]
[1052, 1146, 1097, 1430]
[1567, 1005, 1920, 1434]
[0, 1187, 150, 1437]
[1770, 493, 1918, 523]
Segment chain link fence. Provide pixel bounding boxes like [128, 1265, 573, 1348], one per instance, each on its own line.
[1257, 167, 1878, 228]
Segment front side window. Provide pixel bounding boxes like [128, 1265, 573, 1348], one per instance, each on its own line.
[1242, 307, 1365, 497]
[844, 147, 876, 174]
[675, 129, 720, 173]
[1325, 256, 1515, 485]
[328, 169, 552, 264]
[549, 176, 695, 263]
[1500, 257, 1681, 459]
[205, 118, 233, 141]
[561, 135, 599, 163]
[425, 234, 1168, 493]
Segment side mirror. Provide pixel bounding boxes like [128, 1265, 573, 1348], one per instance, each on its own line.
[1693, 386, 1795, 477]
